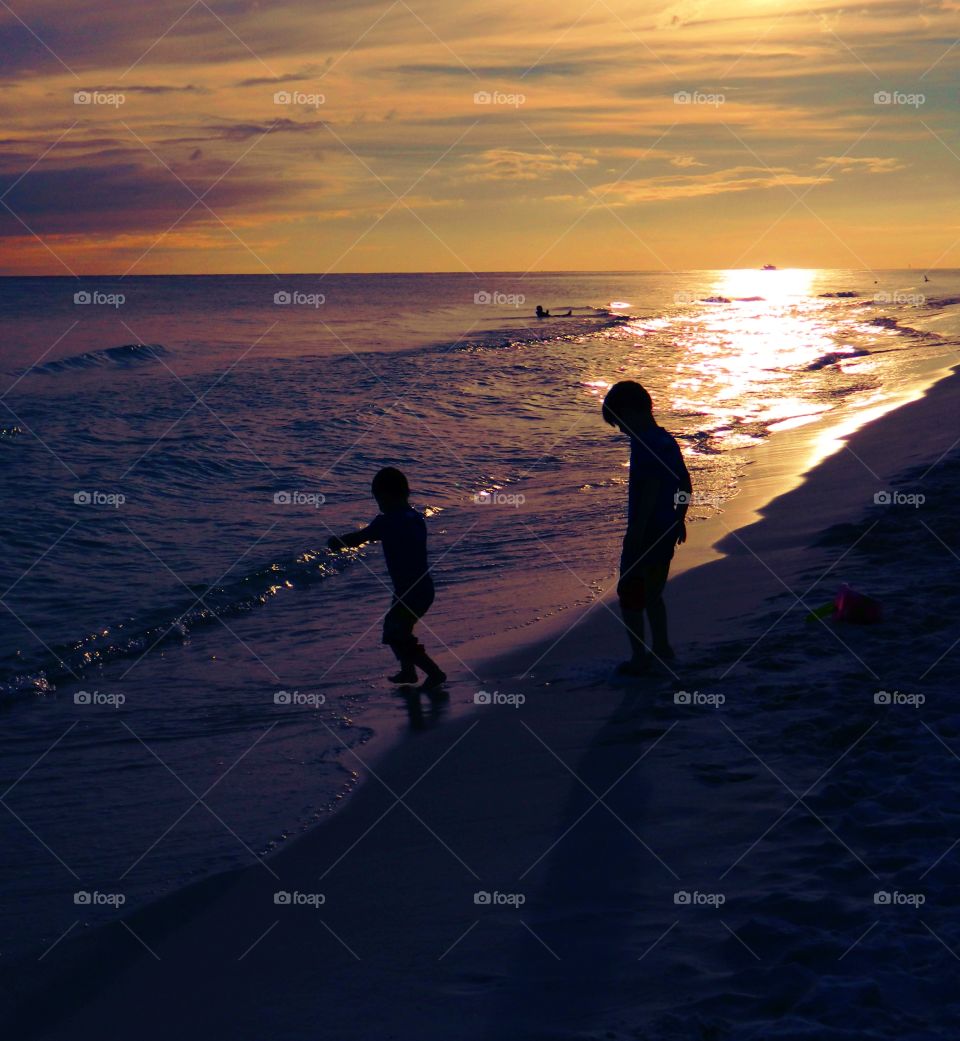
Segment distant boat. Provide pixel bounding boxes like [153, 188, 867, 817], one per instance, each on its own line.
[761, 264, 777, 271]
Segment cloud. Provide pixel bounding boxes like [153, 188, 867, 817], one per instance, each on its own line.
[392, 62, 587, 79]
[315, 195, 462, 222]
[817, 155, 906, 174]
[236, 66, 326, 88]
[0, 0, 391, 79]
[0, 157, 317, 238]
[670, 155, 706, 168]
[461, 148, 598, 181]
[170, 119, 328, 144]
[593, 165, 828, 203]
[74, 84, 209, 95]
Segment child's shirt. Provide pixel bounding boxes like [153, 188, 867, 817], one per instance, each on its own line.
[627, 425, 688, 552]
[366, 506, 433, 597]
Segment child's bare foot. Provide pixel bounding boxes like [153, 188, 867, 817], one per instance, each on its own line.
[389, 666, 418, 684]
[615, 657, 651, 677]
[419, 669, 447, 692]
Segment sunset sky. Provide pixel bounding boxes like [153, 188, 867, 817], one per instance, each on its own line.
[0, 0, 957, 274]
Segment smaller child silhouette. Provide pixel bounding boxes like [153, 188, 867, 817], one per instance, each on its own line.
[328, 467, 446, 691]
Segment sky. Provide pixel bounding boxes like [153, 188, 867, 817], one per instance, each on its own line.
[0, 0, 957, 274]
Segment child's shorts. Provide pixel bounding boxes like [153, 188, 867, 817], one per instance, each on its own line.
[617, 566, 670, 612]
[382, 585, 435, 647]
[618, 529, 672, 611]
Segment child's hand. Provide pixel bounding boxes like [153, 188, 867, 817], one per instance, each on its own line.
[327, 535, 346, 551]
[675, 520, 687, 545]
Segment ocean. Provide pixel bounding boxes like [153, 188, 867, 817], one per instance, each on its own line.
[1, 269, 958, 955]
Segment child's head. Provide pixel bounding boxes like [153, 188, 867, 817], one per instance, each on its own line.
[602, 380, 653, 435]
[372, 466, 410, 510]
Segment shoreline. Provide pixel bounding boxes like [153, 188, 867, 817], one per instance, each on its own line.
[5, 364, 960, 1039]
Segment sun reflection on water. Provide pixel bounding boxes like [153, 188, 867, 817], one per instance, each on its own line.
[597, 268, 877, 451]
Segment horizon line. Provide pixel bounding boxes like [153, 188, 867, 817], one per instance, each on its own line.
[0, 266, 951, 279]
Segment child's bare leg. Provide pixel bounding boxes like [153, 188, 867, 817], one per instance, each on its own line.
[411, 642, 446, 690]
[615, 608, 651, 675]
[621, 607, 648, 660]
[616, 573, 651, 675]
[384, 605, 418, 683]
[387, 644, 418, 684]
[384, 596, 445, 689]
[644, 563, 675, 659]
[646, 598, 673, 658]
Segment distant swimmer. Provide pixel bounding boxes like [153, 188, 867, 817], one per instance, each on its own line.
[536, 305, 549, 318]
[924, 274, 930, 283]
[535, 305, 573, 319]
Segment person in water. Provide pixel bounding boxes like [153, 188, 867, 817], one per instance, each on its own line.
[602, 380, 692, 675]
[328, 467, 446, 690]
[536, 305, 550, 318]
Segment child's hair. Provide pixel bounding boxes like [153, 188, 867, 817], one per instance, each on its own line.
[602, 380, 653, 427]
[372, 466, 410, 500]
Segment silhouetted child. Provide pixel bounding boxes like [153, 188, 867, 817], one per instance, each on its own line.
[602, 381, 692, 675]
[328, 467, 446, 691]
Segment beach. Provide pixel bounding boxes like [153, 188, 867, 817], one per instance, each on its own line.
[5, 269, 957, 962]
[5, 358, 959, 1039]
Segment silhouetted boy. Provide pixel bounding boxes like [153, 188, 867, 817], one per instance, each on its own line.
[328, 467, 446, 690]
[602, 381, 692, 675]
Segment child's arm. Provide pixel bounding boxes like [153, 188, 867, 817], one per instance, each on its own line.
[675, 457, 693, 544]
[327, 523, 379, 552]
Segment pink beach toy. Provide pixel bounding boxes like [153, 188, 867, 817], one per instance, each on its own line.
[833, 583, 883, 624]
